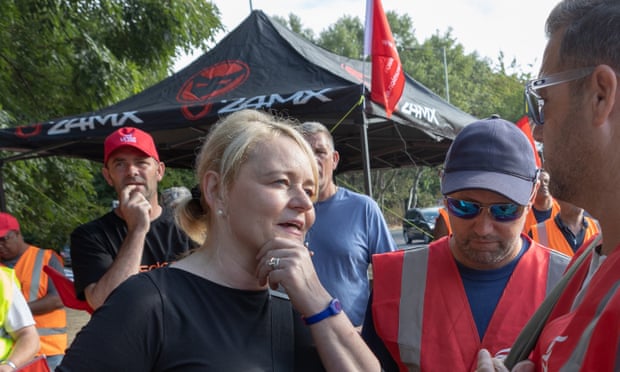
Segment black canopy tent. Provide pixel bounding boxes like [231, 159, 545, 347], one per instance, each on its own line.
[0, 10, 476, 208]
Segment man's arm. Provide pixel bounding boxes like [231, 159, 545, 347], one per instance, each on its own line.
[83, 227, 147, 310]
[2, 284, 39, 370]
[1, 325, 40, 371]
[81, 186, 153, 310]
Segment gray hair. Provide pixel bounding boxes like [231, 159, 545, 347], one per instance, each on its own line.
[298, 121, 335, 151]
[546, 0, 620, 70]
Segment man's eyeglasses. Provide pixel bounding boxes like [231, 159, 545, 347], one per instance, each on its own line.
[525, 67, 595, 126]
[0, 231, 15, 243]
[445, 197, 525, 222]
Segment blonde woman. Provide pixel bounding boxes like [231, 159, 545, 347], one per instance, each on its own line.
[58, 109, 378, 371]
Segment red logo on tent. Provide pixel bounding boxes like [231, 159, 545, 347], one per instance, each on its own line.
[15, 124, 42, 138]
[177, 60, 250, 120]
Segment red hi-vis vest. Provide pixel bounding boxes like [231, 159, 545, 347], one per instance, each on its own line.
[14, 246, 67, 357]
[529, 216, 600, 257]
[371, 235, 569, 372]
[531, 236, 620, 371]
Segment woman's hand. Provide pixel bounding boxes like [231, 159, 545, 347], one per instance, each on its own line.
[255, 237, 331, 316]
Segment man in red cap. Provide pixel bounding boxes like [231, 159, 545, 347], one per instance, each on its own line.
[0, 212, 65, 369]
[69, 127, 193, 310]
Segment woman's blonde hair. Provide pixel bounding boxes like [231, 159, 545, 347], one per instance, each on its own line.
[176, 109, 318, 243]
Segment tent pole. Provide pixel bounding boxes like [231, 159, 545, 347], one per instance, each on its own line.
[361, 99, 373, 198]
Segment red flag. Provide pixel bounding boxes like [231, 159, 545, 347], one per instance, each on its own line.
[364, 0, 405, 118]
[515, 115, 542, 168]
[43, 265, 94, 314]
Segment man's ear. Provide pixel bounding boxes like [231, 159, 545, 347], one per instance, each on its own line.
[591, 64, 617, 128]
[529, 180, 541, 205]
[332, 149, 340, 170]
[156, 161, 165, 182]
[101, 167, 113, 186]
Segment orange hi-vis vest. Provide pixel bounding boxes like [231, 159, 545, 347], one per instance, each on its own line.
[529, 215, 600, 257]
[13, 246, 67, 356]
[371, 236, 569, 372]
[437, 207, 452, 235]
[531, 236, 620, 371]
[522, 199, 561, 234]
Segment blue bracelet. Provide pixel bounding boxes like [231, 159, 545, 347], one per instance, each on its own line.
[303, 298, 342, 325]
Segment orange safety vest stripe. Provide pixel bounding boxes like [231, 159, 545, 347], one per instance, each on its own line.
[373, 235, 569, 371]
[522, 199, 561, 234]
[530, 216, 600, 257]
[14, 246, 67, 356]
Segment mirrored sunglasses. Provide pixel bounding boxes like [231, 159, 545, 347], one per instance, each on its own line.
[445, 197, 525, 222]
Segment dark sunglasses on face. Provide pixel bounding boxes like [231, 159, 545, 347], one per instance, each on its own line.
[445, 197, 525, 222]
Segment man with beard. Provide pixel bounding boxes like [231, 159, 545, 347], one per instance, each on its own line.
[362, 118, 570, 371]
[70, 127, 193, 310]
[478, 1, 620, 370]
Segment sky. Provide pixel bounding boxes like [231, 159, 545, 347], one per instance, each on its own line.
[175, 0, 559, 75]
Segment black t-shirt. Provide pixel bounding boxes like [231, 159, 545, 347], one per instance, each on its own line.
[70, 207, 193, 299]
[58, 268, 324, 371]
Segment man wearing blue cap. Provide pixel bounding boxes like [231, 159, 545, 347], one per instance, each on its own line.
[362, 118, 571, 371]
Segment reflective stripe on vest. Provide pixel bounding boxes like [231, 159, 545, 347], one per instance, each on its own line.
[373, 236, 570, 372]
[532, 216, 601, 257]
[398, 247, 428, 370]
[14, 246, 67, 356]
[559, 281, 620, 370]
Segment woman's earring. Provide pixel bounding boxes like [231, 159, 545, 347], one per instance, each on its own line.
[217, 209, 224, 216]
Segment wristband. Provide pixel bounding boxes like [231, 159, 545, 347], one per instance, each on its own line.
[303, 298, 342, 325]
[1, 360, 16, 370]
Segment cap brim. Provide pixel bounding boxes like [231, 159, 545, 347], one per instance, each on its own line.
[441, 171, 534, 205]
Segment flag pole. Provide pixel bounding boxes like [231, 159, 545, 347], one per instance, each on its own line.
[360, 0, 374, 197]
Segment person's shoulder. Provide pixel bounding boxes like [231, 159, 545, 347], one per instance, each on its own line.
[337, 187, 376, 204]
[72, 210, 118, 234]
[530, 240, 572, 263]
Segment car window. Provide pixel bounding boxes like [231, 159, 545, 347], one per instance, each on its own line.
[422, 210, 439, 222]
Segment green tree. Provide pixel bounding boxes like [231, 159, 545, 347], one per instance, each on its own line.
[0, 0, 222, 249]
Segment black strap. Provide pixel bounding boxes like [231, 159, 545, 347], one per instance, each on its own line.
[503, 233, 602, 368]
[270, 289, 294, 372]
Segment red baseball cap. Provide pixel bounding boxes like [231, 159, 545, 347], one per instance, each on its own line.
[0, 213, 20, 238]
[103, 127, 160, 164]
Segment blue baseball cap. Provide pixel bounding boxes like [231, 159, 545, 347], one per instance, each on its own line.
[441, 118, 538, 205]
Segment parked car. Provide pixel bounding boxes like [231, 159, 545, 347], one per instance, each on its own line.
[60, 244, 71, 267]
[402, 206, 441, 244]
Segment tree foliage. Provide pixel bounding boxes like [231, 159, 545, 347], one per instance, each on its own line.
[0, 0, 221, 249]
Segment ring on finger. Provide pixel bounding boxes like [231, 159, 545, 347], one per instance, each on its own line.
[267, 256, 280, 270]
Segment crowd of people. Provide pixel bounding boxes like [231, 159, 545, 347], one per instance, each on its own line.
[0, 0, 617, 370]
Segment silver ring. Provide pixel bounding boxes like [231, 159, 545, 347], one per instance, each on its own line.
[267, 257, 280, 270]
